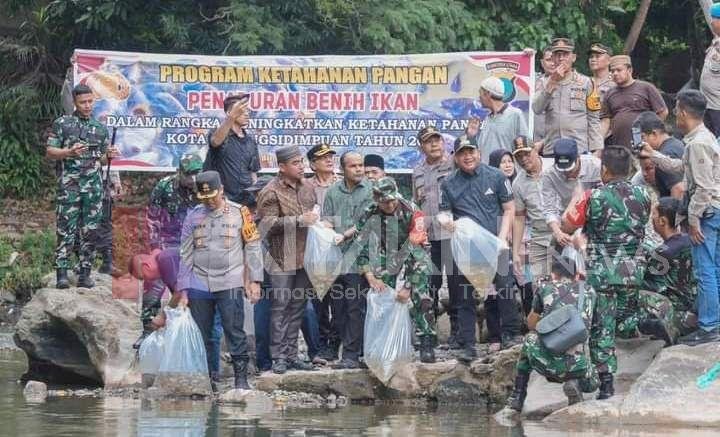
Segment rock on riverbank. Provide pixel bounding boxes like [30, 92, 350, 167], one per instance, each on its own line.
[14, 273, 142, 387]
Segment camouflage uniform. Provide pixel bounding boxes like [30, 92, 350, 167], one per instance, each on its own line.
[585, 180, 650, 374]
[517, 278, 598, 388]
[141, 154, 202, 329]
[355, 196, 435, 339]
[617, 233, 698, 341]
[47, 113, 109, 270]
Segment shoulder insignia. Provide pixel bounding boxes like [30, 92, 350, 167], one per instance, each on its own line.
[239, 205, 260, 242]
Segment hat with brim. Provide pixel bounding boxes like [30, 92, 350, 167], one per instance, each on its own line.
[417, 126, 442, 143]
[372, 176, 401, 201]
[307, 143, 336, 161]
[179, 153, 203, 174]
[553, 138, 579, 172]
[453, 136, 477, 153]
[587, 43, 612, 56]
[196, 170, 222, 199]
[550, 37, 575, 53]
[511, 135, 533, 156]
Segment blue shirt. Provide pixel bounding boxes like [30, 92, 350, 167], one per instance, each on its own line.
[440, 164, 513, 235]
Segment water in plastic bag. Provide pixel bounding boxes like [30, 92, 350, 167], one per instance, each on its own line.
[304, 224, 343, 300]
[451, 217, 501, 295]
[363, 287, 414, 385]
[139, 329, 165, 375]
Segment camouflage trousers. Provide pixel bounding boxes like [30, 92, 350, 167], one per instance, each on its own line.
[590, 286, 628, 374]
[383, 273, 436, 338]
[616, 290, 698, 343]
[517, 332, 598, 391]
[55, 187, 103, 269]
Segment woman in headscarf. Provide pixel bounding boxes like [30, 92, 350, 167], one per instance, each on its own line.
[484, 148, 521, 352]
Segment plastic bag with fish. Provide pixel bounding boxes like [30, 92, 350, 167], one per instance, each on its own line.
[138, 329, 165, 375]
[304, 224, 343, 300]
[363, 286, 414, 385]
[450, 217, 502, 297]
[157, 306, 208, 375]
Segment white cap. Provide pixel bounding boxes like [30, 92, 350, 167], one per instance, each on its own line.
[480, 76, 505, 100]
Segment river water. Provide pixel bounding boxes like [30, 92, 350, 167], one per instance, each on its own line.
[0, 331, 711, 437]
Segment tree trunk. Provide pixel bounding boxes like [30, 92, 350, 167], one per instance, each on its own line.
[624, 0, 653, 54]
[699, 0, 713, 29]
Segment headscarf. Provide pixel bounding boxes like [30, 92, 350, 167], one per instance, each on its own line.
[488, 149, 516, 182]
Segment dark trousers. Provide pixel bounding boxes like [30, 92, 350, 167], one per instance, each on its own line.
[448, 264, 478, 348]
[429, 239, 458, 337]
[485, 252, 521, 342]
[188, 288, 248, 371]
[705, 109, 720, 138]
[269, 268, 311, 361]
[314, 291, 341, 349]
[300, 300, 321, 359]
[330, 273, 367, 361]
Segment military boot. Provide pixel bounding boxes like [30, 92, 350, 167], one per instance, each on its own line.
[77, 267, 95, 288]
[210, 371, 221, 393]
[233, 360, 251, 390]
[596, 372, 614, 400]
[563, 378, 583, 405]
[56, 269, 70, 289]
[419, 336, 436, 363]
[506, 372, 530, 412]
[99, 250, 112, 275]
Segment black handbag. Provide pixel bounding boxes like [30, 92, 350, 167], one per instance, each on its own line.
[535, 282, 588, 355]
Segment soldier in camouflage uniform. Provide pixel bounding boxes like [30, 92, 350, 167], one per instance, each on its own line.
[355, 177, 437, 363]
[616, 197, 698, 344]
[585, 146, 650, 400]
[504, 257, 598, 413]
[46, 84, 118, 289]
[137, 153, 203, 341]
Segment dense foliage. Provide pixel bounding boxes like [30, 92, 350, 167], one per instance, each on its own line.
[0, 0, 713, 198]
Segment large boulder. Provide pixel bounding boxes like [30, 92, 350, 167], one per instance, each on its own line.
[543, 341, 720, 428]
[14, 274, 142, 387]
[254, 346, 520, 405]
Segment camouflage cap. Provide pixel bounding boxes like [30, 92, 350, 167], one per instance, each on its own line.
[372, 176, 401, 201]
[179, 153, 203, 174]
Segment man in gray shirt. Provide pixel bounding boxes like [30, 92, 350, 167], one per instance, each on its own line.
[511, 137, 553, 313]
[540, 138, 602, 247]
[179, 171, 264, 390]
[471, 76, 528, 163]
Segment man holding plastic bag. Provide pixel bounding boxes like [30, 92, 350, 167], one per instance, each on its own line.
[355, 177, 437, 363]
[439, 137, 516, 363]
[178, 171, 264, 391]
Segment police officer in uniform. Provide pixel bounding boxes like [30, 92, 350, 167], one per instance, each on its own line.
[46, 84, 119, 289]
[356, 177, 437, 363]
[532, 38, 603, 156]
[178, 171, 264, 390]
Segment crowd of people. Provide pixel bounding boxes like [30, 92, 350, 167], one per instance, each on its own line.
[44, 5, 720, 411]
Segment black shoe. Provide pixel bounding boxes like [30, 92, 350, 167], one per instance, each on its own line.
[506, 372, 530, 412]
[132, 331, 150, 350]
[331, 358, 360, 369]
[678, 328, 720, 346]
[56, 269, 70, 289]
[447, 335, 463, 350]
[596, 372, 614, 400]
[210, 371, 221, 393]
[98, 250, 112, 275]
[288, 359, 316, 371]
[233, 360, 251, 389]
[501, 333, 524, 350]
[77, 267, 95, 288]
[457, 346, 478, 364]
[563, 379, 583, 405]
[639, 318, 674, 346]
[272, 359, 288, 374]
[419, 336, 436, 363]
[317, 343, 339, 361]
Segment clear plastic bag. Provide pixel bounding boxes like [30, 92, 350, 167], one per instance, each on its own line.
[304, 224, 343, 300]
[157, 306, 208, 375]
[139, 329, 165, 375]
[363, 286, 414, 385]
[451, 217, 501, 294]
